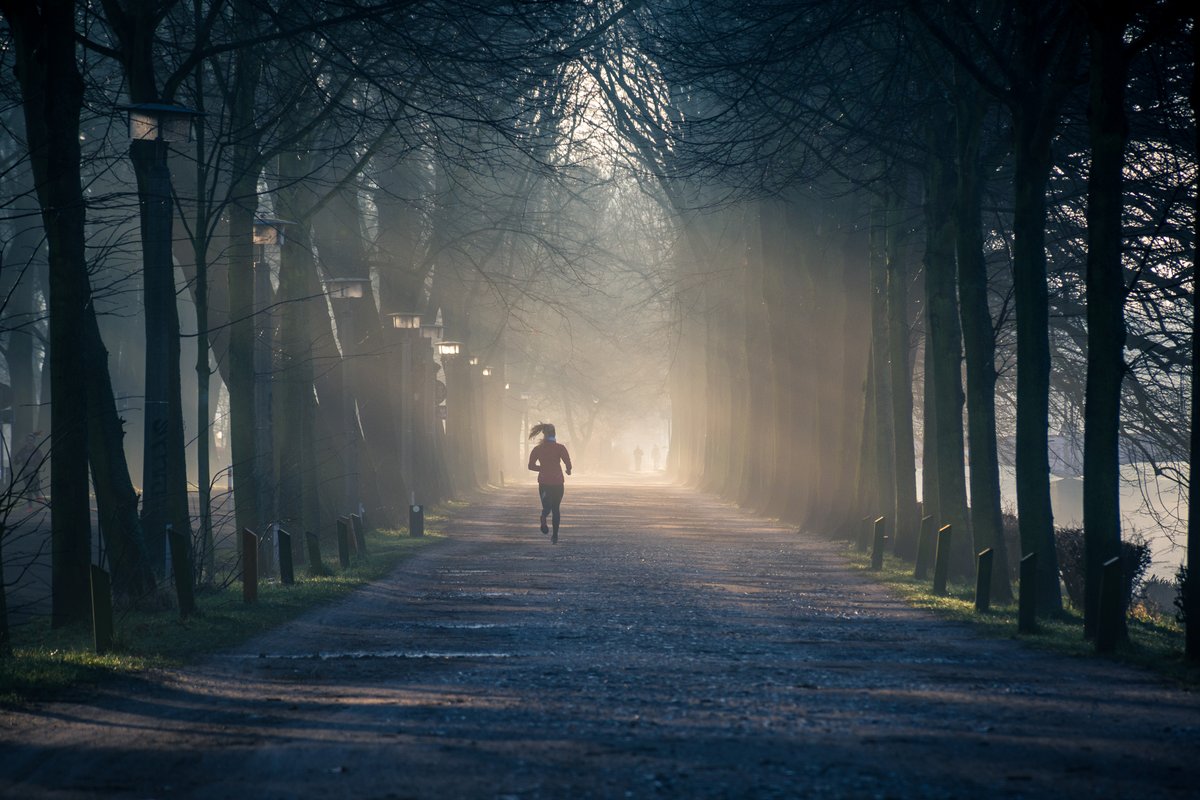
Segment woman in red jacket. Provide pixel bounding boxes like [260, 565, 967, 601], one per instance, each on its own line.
[528, 422, 572, 543]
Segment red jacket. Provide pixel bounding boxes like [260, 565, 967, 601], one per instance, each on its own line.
[529, 441, 572, 485]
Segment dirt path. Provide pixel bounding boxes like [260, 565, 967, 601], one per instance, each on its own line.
[2, 478, 1197, 799]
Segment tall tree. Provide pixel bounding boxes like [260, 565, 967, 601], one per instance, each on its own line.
[1, 0, 94, 625]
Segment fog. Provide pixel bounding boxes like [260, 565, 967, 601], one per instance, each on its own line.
[0, 2, 1195, 637]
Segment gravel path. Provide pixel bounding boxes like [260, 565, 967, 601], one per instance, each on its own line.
[2, 477, 1197, 799]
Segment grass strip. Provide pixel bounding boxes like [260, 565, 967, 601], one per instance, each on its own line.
[846, 548, 1197, 684]
[1, 521, 449, 706]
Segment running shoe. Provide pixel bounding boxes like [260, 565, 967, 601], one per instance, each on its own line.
[551, 530, 558, 544]
[540, 514, 549, 535]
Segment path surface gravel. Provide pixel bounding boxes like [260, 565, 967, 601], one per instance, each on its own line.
[2, 478, 1198, 799]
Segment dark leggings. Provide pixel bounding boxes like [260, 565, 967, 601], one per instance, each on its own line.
[539, 484, 564, 532]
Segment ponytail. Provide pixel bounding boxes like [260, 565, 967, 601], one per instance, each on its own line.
[529, 422, 556, 440]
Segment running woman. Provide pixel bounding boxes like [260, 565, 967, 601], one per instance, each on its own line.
[527, 422, 572, 544]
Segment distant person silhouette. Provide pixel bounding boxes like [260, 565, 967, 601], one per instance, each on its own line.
[528, 422, 572, 544]
[651, 444, 661, 471]
[633, 444, 644, 472]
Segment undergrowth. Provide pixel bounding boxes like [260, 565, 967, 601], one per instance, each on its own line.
[845, 548, 1196, 685]
[0, 523, 448, 706]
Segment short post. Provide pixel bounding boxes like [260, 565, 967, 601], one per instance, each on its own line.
[305, 531, 329, 576]
[1018, 551, 1038, 634]
[350, 513, 367, 555]
[167, 524, 195, 618]
[90, 565, 114, 655]
[913, 516, 934, 579]
[278, 529, 295, 586]
[242, 529, 258, 603]
[1096, 556, 1123, 654]
[974, 548, 994, 613]
[337, 517, 352, 567]
[870, 516, 886, 571]
[409, 504, 425, 538]
[932, 524, 952, 595]
[854, 520, 873, 551]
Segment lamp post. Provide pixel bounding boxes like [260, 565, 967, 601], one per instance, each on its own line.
[436, 341, 466, 486]
[248, 219, 291, 572]
[481, 367, 496, 483]
[388, 312, 421, 500]
[120, 101, 201, 576]
[326, 276, 370, 515]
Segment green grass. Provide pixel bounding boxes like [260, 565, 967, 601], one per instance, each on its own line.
[846, 548, 1198, 684]
[0, 525, 447, 706]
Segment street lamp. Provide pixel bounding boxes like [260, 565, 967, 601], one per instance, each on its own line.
[468, 356, 480, 366]
[251, 219, 291, 557]
[326, 276, 370, 516]
[421, 322, 444, 340]
[325, 277, 369, 300]
[389, 312, 422, 501]
[120, 100, 202, 577]
[253, 217, 293, 247]
[481, 366, 494, 377]
[388, 312, 422, 330]
[436, 341, 462, 357]
[119, 102, 202, 143]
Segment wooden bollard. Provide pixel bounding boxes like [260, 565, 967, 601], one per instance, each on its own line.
[870, 516, 886, 571]
[410, 504, 425, 538]
[974, 548, 994, 613]
[167, 524, 195, 618]
[278, 529, 295, 586]
[337, 517, 352, 568]
[90, 565, 114, 655]
[913, 516, 934, 580]
[932, 525, 952, 595]
[856, 516, 871, 552]
[242, 529, 258, 603]
[1018, 551, 1038, 634]
[305, 531, 329, 576]
[351, 514, 367, 556]
[1096, 556, 1123, 653]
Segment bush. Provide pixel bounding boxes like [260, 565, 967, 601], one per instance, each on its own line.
[1054, 526, 1150, 614]
[1139, 576, 1177, 618]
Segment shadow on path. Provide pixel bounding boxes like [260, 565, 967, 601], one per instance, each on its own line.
[1, 479, 1197, 799]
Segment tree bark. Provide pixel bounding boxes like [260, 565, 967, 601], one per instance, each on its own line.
[225, 1, 266, 539]
[83, 303, 156, 600]
[924, 110, 972, 573]
[955, 71, 1012, 601]
[885, 173, 919, 558]
[1081, 3, 1132, 641]
[3, 0, 93, 626]
[870, 197, 897, 526]
[1187, 13, 1200, 662]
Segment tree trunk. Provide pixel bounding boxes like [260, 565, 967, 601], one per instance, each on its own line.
[924, 112, 972, 573]
[4, 0, 93, 626]
[1011, 109, 1064, 614]
[225, 10, 266, 540]
[0, 156, 42, 451]
[83, 303, 156, 600]
[885, 174, 919, 558]
[1186, 7, 1200, 664]
[1081, 5, 1131, 641]
[955, 71, 1012, 601]
[131, 138, 192, 574]
[869, 198, 897, 526]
